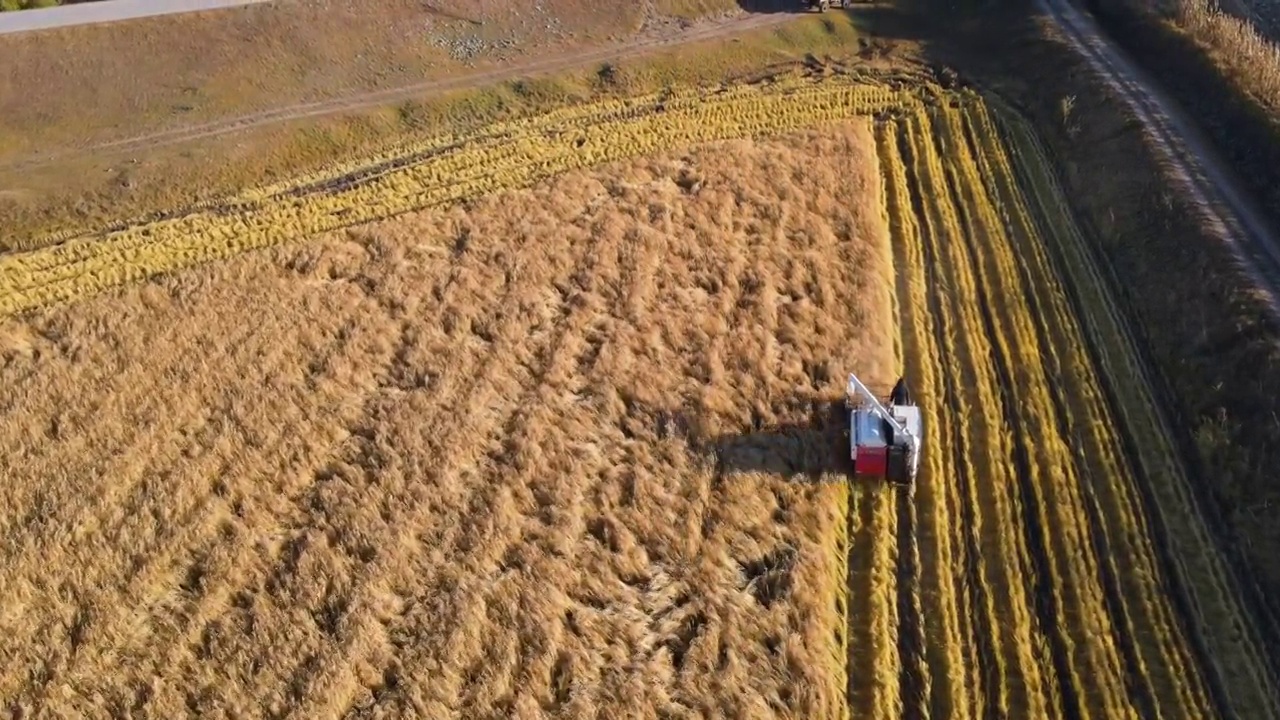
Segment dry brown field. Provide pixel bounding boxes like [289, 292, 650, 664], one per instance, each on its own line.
[0, 123, 891, 719]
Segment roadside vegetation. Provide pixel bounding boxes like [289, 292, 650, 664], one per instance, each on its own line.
[0, 0, 95, 10]
[0, 1, 57, 10]
[0, 8, 870, 243]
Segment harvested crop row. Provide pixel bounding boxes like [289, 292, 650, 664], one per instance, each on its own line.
[934, 103, 1138, 720]
[878, 98, 1274, 720]
[986, 98, 1280, 720]
[895, 112, 981, 720]
[964, 99, 1215, 720]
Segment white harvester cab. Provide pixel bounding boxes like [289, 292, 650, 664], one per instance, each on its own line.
[846, 372, 922, 486]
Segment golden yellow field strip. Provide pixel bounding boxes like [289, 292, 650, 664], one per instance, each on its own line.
[897, 111, 982, 720]
[879, 95, 1280, 720]
[964, 100, 1215, 720]
[938, 104, 1139, 720]
[874, 119, 940, 720]
[902, 110, 1048, 720]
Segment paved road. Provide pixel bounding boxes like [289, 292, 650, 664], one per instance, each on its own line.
[0, 0, 270, 35]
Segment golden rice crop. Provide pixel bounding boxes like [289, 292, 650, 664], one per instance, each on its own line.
[1, 67, 1276, 720]
[0, 122, 895, 719]
[987, 97, 1280, 720]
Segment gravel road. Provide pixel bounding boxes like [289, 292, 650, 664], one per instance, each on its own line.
[0, 0, 270, 35]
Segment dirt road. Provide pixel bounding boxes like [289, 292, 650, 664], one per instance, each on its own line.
[0, 0, 270, 35]
[1038, 0, 1280, 318]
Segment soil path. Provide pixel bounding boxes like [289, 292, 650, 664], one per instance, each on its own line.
[1040, 0, 1280, 318]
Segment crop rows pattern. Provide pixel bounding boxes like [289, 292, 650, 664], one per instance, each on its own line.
[0, 69, 1275, 720]
[879, 97, 1280, 720]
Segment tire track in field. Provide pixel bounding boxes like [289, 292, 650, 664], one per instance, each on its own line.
[904, 109, 1084, 720]
[936, 103, 1149, 720]
[892, 407, 926, 720]
[895, 117, 980, 720]
[873, 122, 925, 720]
[911, 107, 1034, 720]
[930, 106, 1049, 720]
[891, 353, 925, 719]
[942, 103, 1162, 717]
[838, 126, 905, 720]
[938, 126, 1108, 720]
[879, 129, 926, 715]
[876, 118, 948, 720]
[883, 117, 984, 720]
[875, 120, 926, 717]
[955, 102, 1213, 720]
[906, 107, 1057, 720]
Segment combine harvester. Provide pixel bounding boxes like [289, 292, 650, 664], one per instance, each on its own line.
[846, 372, 923, 486]
[807, 0, 854, 10]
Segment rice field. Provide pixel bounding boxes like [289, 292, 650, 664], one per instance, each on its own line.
[0, 70, 1275, 719]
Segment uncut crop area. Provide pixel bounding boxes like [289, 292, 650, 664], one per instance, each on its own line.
[0, 123, 892, 719]
[1, 72, 1278, 720]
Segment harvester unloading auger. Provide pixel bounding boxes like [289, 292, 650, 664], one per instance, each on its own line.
[846, 372, 922, 486]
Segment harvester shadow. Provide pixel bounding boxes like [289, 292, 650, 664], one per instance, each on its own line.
[706, 399, 854, 483]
